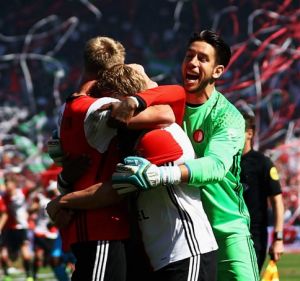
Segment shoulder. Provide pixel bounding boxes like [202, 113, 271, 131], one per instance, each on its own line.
[249, 150, 277, 171]
[251, 149, 264, 157]
[86, 97, 120, 116]
[158, 85, 184, 90]
[244, 150, 265, 161]
[213, 91, 244, 129]
[250, 150, 274, 164]
[147, 85, 185, 95]
[261, 153, 276, 168]
[216, 92, 242, 116]
[63, 95, 96, 114]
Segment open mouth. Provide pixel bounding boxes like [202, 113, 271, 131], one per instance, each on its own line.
[185, 73, 199, 81]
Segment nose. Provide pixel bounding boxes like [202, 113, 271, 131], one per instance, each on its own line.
[189, 55, 199, 67]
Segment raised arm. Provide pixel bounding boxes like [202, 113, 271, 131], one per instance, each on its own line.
[108, 85, 186, 126]
[126, 104, 175, 129]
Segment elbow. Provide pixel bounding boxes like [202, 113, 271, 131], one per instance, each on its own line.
[159, 109, 176, 126]
[152, 112, 175, 129]
[161, 104, 176, 124]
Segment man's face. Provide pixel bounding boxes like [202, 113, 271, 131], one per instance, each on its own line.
[245, 128, 254, 143]
[181, 41, 223, 93]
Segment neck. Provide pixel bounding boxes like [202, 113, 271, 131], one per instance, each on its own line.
[186, 84, 215, 105]
[76, 79, 97, 96]
[243, 141, 252, 155]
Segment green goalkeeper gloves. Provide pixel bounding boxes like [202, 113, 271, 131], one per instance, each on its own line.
[112, 156, 182, 195]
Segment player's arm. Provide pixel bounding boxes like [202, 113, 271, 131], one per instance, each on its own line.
[134, 85, 186, 123]
[57, 102, 175, 191]
[53, 98, 175, 191]
[46, 180, 120, 217]
[46, 180, 124, 226]
[0, 210, 8, 233]
[112, 113, 245, 189]
[127, 104, 175, 129]
[0, 197, 8, 234]
[85, 98, 175, 150]
[183, 123, 244, 186]
[108, 85, 186, 126]
[47, 100, 175, 214]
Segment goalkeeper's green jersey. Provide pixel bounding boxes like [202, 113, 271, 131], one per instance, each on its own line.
[183, 88, 250, 239]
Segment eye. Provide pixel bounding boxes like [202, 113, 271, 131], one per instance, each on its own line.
[185, 53, 194, 60]
[198, 55, 207, 62]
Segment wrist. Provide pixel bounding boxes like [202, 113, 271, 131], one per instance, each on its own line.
[57, 173, 72, 194]
[127, 96, 146, 111]
[159, 166, 182, 185]
[273, 231, 284, 241]
[127, 96, 139, 109]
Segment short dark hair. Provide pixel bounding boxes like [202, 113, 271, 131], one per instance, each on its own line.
[241, 111, 256, 131]
[188, 30, 231, 67]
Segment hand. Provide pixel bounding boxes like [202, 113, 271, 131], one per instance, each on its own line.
[112, 156, 181, 194]
[112, 157, 160, 194]
[47, 138, 63, 166]
[104, 98, 137, 128]
[269, 240, 284, 262]
[46, 196, 74, 228]
[52, 208, 74, 228]
[46, 195, 63, 221]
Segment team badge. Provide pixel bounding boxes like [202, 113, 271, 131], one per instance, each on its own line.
[270, 167, 279, 180]
[193, 129, 204, 143]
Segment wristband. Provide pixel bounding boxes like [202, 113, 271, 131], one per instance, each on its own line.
[58, 173, 70, 187]
[273, 231, 283, 241]
[131, 95, 147, 110]
[184, 163, 191, 183]
[128, 96, 140, 108]
[159, 166, 182, 186]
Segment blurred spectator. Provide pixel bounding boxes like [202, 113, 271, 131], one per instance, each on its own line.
[1, 172, 34, 281]
[28, 180, 71, 281]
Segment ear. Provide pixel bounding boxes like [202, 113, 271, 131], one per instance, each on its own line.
[212, 65, 224, 79]
[245, 128, 254, 140]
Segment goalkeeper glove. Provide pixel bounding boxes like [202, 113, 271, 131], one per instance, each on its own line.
[112, 156, 181, 195]
[47, 130, 63, 166]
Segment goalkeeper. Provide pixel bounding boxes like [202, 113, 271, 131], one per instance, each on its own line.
[110, 30, 260, 281]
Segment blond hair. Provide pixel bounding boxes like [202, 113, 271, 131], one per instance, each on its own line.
[96, 64, 147, 97]
[84, 36, 125, 74]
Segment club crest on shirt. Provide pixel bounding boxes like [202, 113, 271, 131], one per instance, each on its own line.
[193, 129, 204, 143]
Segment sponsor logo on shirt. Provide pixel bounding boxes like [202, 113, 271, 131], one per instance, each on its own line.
[193, 129, 204, 143]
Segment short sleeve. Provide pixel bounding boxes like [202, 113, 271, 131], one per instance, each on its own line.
[84, 97, 119, 153]
[264, 157, 282, 196]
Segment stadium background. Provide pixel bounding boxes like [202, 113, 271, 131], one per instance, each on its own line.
[0, 0, 299, 259]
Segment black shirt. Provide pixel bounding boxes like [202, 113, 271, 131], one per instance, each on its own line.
[240, 149, 282, 229]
